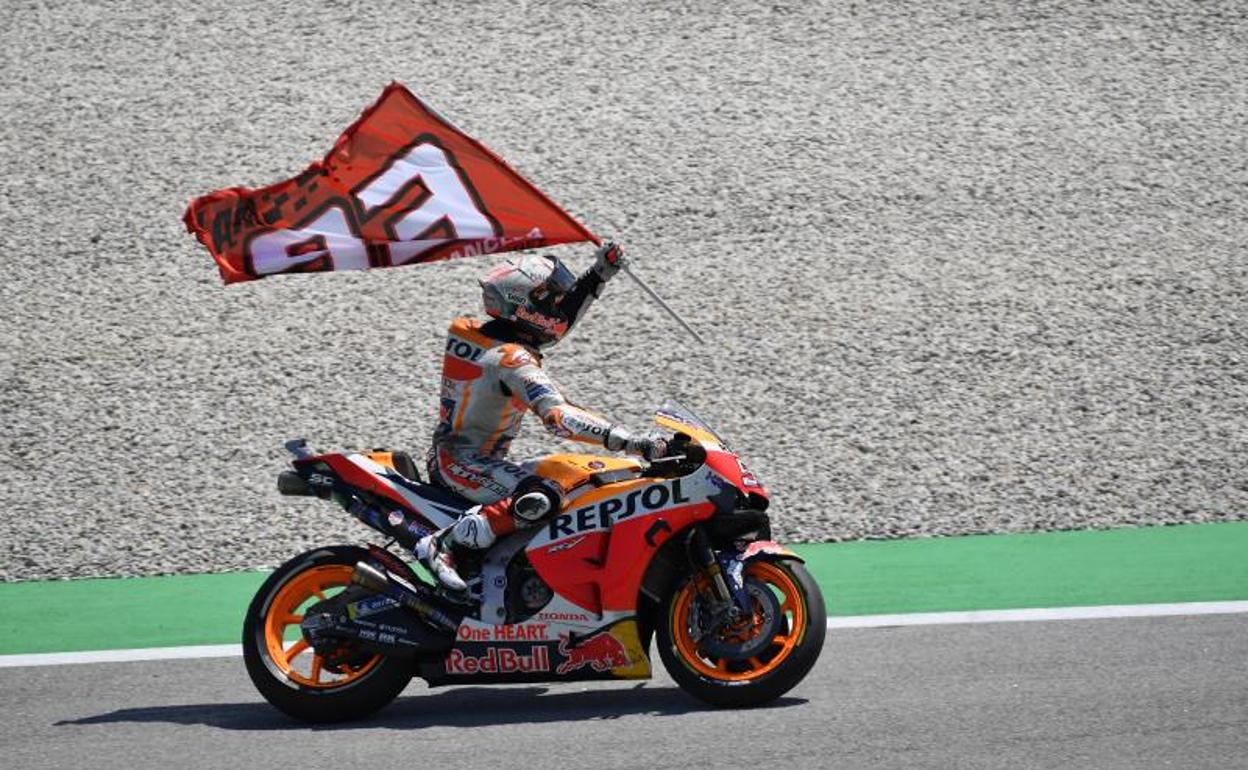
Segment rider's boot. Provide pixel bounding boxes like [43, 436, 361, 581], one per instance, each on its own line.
[414, 530, 466, 593]
[415, 492, 551, 592]
[414, 510, 498, 593]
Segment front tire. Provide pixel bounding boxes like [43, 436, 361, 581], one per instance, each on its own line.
[656, 558, 826, 707]
[242, 546, 415, 723]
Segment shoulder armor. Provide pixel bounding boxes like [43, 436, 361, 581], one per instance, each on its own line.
[498, 344, 539, 369]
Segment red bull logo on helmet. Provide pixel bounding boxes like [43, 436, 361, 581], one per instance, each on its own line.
[556, 631, 631, 675]
[514, 304, 568, 337]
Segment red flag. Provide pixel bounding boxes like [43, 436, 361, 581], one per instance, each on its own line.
[184, 83, 598, 284]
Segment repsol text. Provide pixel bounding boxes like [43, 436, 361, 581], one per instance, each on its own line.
[547, 479, 690, 539]
[446, 337, 484, 361]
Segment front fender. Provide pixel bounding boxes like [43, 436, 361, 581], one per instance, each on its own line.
[739, 540, 804, 564]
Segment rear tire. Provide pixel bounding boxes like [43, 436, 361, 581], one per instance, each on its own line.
[242, 546, 415, 723]
[656, 558, 825, 707]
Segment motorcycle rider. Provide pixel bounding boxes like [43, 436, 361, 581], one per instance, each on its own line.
[416, 242, 666, 592]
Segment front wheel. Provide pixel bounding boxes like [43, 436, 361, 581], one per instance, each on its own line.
[656, 558, 826, 707]
[242, 545, 415, 722]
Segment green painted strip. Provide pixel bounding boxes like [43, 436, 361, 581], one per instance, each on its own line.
[0, 571, 267, 655]
[793, 521, 1248, 616]
[1, 522, 1245, 655]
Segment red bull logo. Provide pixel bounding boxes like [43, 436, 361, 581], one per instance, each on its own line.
[445, 645, 550, 675]
[556, 631, 631, 675]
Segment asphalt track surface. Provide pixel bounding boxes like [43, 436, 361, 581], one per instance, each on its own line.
[4, 614, 1245, 770]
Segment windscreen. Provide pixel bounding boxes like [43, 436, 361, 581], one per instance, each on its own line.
[653, 399, 730, 449]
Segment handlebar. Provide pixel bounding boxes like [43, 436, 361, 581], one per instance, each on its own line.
[644, 433, 707, 477]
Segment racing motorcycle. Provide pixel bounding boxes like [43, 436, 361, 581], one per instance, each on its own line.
[242, 402, 825, 722]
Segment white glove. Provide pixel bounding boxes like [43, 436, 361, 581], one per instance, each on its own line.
[606, 426, 665, 460]
[625, 435, 668, 461]
[592, 241, 627, 282]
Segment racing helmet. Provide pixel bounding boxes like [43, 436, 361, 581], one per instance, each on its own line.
[479, 253, 577, 344]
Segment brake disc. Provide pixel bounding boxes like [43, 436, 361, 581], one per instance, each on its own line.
[695, 578, 782, 661]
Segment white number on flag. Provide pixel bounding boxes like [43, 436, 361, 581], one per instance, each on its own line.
[244, 143, 498, 276]
[354, 141, 496, 265]
[248, 205, 369, 275]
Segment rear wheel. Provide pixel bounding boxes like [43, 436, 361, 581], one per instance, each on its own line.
[656, 559, 825, 707]
[242, 546, 415, 722]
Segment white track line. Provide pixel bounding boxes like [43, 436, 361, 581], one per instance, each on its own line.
[2, 601, 1247, 668]
[0, 644, 241, 668]
[825, 600, 1248, 629]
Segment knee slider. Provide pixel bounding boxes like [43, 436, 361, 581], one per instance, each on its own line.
[510, 477, 562, 526]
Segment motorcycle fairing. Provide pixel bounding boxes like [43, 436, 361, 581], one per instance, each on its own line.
[524, 467, 727, 615]
[421, 617, 650, 686]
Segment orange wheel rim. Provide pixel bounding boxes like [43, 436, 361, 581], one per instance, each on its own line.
[671, 561, 806, 683]
[262, 564, 381, 689]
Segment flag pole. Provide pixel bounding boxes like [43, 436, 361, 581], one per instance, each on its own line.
[622, 264, 707, 345]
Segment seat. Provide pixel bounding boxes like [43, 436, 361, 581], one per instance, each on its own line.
[409, 480, 477, 512]
[366, 449, 474, 513]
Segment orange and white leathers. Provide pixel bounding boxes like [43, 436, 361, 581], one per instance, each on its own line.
[427, 316, 627, 543]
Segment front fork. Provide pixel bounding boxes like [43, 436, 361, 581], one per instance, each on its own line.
[686, 525, 753, 627]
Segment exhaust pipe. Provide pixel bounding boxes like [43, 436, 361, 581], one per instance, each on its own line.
[350, 561, 392, 593]
[276, 471, 314, 496]
[351, 562, 459, 631]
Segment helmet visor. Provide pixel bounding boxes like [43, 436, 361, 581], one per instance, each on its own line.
[545, 257, 576, 296]
[530, 257, 576, 306]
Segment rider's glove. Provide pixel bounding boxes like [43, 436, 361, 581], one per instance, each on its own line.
[606, 426, 665, 460]
[591, 241, 626, 282]
[625, 435, 668, 461]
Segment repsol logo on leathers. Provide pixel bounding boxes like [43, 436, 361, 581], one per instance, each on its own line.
[446, 337, 484, 361]
[547, 479, 690, 539]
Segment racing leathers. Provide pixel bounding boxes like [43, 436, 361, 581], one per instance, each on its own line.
[428, 315, 627, 509]
[417, 250, 663, 591]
